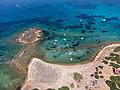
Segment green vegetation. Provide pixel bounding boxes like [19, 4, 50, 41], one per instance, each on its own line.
[95, 74, 99, 79]
[111, 56, 119, 61]
[109, 63, 120, 68]
[95, 67, 98, 71]
[98, 66, 103, 69]
[100, 76, 104, 78]
[91, 66, 104, 79]
[90, 74, 94, 77]
[110, 53, 116, 56]
[104, 48, 120, 90]
[58, 86, 69, 90]
[114, 46, 120, 52]
[32, 88, 39, 90]
[46, 88, 55, 90]
[109, 54, 120, 64]
[102, 60, 108, 64]
[110, 76, 120, 88]
[95, 72, 98, 74]
[105, 80, 120, 90]
[105, 57, 113, 60]
[73, 72, 82, 82]
[117, 60, 120, 64]
[99, 71, 102, 74]
[103, 51, 120, 68]
[106, 80, 116, 88]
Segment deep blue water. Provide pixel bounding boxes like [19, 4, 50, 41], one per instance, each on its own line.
[1, 0, 120, 63]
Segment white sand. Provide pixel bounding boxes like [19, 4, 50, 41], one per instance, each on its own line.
[22, 44, 120, 90]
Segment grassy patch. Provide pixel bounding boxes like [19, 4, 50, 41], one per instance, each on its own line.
[73, 72, 82, 82]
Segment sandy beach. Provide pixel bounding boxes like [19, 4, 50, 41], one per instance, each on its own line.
[21, 44, 120, 90]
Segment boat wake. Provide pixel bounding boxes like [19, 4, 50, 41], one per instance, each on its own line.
[15, 5, 26, 10]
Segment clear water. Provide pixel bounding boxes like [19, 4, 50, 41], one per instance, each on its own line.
[1, 0, 120, 89]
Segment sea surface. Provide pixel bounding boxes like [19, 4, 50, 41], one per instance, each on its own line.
[0, 0, 120, 89]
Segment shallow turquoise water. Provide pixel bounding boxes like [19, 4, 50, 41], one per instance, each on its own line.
[0, 0, 120, 63]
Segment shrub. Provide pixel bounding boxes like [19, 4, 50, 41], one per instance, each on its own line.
[110, 63, 120, 68]
[99, 71, 102, 74]
[114, 46, 120, 52]
[95, 72, 98, 74]
[95, 75, 99, 79]
[95, 67, 98, 71]
[111, 56, 119, 61]
[98, 66, 104, 69]
[105, 80, 116, 88]
[110, 53, 116, 56]
[46, 88, 55, 90]
[32, 88, 39, 90]
[102, 60, 108, 64]
[105, 57, 112, 60]
[117, 83, 120, 88]
[106, 79, 120, 90]
[100, 76, 104, 78]
[58, 86, 69, 90]
[117, 59, 120, 64]
[110, 76, 120, 88]
[90, 74, 94, 77]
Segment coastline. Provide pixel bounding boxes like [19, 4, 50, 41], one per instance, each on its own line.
[21, 43, 120, 90]
[32, 42, 120, 66]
